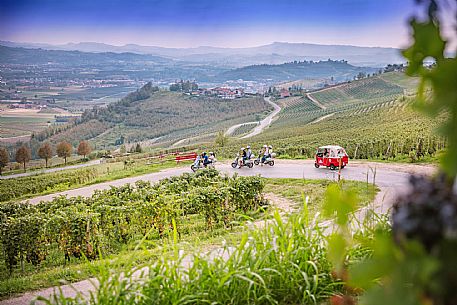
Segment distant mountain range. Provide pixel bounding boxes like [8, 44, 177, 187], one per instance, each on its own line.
[0, 41, 405, 67]
[0, 45, 378, 84]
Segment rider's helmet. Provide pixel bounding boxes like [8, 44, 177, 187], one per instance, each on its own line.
[247, 145, 251, 149]
[209, 152, 214, 156]
[203, 152, 207, 155]
[241, 147, 245, 151]
[268, 145, 273, 149]
[263, 145, 267, 148]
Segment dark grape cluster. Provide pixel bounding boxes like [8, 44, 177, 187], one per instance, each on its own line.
[392, 173, 457, 251]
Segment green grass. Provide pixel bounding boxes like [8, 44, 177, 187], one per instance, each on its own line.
[264, 178, 378, 215]
[0, 203, 260, 299]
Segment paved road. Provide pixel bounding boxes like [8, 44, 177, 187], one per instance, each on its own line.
[240, 97, 281, 139]
[23, 159, 433, 205]
[2, 160, 436, 304]
[0, 159, 101, 180]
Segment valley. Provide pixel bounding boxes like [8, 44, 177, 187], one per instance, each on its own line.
[0, 2, 455, 302]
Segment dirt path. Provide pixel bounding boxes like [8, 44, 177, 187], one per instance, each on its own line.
[305, 93, 327, 110]
[309, 112, 335, 124]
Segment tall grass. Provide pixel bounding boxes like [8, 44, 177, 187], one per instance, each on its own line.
[41, 204, 340, 304]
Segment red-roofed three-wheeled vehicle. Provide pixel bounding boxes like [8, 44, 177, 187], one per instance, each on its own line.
[314, 145, 349, 170]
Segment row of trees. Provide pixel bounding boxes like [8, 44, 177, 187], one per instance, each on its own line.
[0, 140, 92, 174]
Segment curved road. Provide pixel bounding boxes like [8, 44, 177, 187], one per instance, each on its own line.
[2, 160, 436, 304]
[24, 160, 433, 206]
[241, 97, 281, 139]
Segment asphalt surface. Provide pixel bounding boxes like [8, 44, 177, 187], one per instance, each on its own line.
[240, 97, 281, 139]
[2, 159, 436, 304]
[24, 160, 429, 205]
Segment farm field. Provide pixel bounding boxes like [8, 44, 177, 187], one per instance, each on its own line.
[276, 78, 327, 90]
[0, 172, 375, 299]
[230, 122, 258, 137]
[9, 85, 138, 111]
[245, 96, 443, 160]
[1, 1, 455, 304]
[1, 154, 89, 175]
[308, 76, 404, 107]
[271, 96, 324, 128]
[0, 108, 77, 140]
[0, 116, 51, 138]
[198, 73, 443, 163]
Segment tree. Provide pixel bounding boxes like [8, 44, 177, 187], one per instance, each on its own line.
[56, 141, 73, 164]
[38, 142, 53, 167]
[215, 131, 228, 147]
[15, 145, 31, 172]
[0, 147, 9, 175]
[77, 141, 92, 159]
[135, 143, 142, 153]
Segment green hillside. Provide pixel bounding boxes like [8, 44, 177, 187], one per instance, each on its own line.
[36, 83, 273, 147]
[308, 76, 404, 107]
[272, 96, 323, 127]
[247, 98, 443, 160]
[204, 72, 444, 161]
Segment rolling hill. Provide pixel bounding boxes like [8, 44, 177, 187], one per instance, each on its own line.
[35, 83, 273, 148]
[190, 72, 442, 162]
[216, 60, 377, 83]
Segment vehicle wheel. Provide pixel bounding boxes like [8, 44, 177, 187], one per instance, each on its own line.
[330, 164, 336, 170]
[314, 163, 319, 168]
[191, 165, 197, 172]
[254, 160, 260, 165]
[341, 166, 345, 169]
[231, 162, 238, 168]
[247, 162, 254, 168]
[268, 160, 274, 166]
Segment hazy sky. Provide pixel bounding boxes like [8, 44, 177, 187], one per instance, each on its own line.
[0, 0, 450, 48]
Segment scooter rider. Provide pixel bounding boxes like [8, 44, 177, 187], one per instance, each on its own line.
[261, 145, 269, 164]
[239, 147, 247, 168]
[246, 145, 253, 160]
[202, 152, 210, 167]
[193, 153, 202, 167]
[209, 152, 216, 163]
[268, 145, 273, 158]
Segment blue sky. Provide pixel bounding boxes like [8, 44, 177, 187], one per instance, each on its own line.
[0, 0, 424, 48]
